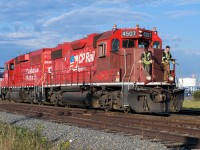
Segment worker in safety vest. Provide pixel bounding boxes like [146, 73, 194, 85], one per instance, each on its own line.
[139, 46, 153, 76]
[162, 45, 175, 81]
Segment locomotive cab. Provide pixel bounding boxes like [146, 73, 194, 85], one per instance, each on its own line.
[94, 24, 183, 113]
[106, 25, 177, 85]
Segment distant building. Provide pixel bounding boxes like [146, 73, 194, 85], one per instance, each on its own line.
[178, 77, 198, 97]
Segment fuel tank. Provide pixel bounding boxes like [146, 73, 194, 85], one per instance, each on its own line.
[62, 92, 93, 107]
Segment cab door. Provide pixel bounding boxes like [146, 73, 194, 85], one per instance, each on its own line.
[8, 62, 15, 87]
[110, 38, 121, 82]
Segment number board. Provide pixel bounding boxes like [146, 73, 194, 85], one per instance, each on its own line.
[122, 30, 136, 37]
[143, 31, 152, 38]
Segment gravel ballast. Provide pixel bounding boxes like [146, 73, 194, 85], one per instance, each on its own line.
[0, 111, 168, 150]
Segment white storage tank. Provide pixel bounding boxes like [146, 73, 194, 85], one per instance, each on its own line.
[178, 78, 196, 87]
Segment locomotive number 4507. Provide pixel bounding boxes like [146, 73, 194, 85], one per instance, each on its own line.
[122, 31, 136, 37]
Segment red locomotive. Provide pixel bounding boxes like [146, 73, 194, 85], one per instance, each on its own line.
[0, 24, 184, 113]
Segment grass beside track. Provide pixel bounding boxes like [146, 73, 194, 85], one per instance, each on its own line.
[183, 100, 200, 110]
[0, 122, 71, 150]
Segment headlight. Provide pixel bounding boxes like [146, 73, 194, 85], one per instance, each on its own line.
[168, 76, 174, 82]
[146, 75, 152, 81]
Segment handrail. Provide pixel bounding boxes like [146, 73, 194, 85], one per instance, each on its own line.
[121, 49, 127, 98]
[44, 67, 94, 86]
[122, 48, 127, 83]
[173, 62, 176, 76]
[128, 60, 136, 90]
[152, 52, 154, 82]
[139, 62, 142, 82]
[34, 73, 46, 96]
[34, 73, 46, 87]
[128, 62, 136, 82]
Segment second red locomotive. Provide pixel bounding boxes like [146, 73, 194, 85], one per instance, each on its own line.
[0, 24, 184, 113]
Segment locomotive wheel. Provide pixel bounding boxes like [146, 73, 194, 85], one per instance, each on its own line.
[104, 100, 113, 111]
[54, 103, 58, 107]
[123, 106, 131, 113]
[15, 100, 22, 103]
[30, 100, 33, 104]
[28, 93, 34, 104]
[38, 102, 43, 105]
[99, 94, 113, 112]
[64, 104, 70, 108]
[50, 93, 58, 106]
[104, 107, 112, 112]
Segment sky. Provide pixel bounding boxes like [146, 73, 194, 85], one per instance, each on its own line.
[0, 0, 200, 78]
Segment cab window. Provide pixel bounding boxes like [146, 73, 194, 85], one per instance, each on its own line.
[10, 63, 14, 70]
[122, 39, 134, 48]
[153, 41, 160, 48]
[98, 42, 106, 57]
[112, 39, 120, 51]
[138, 40, 150, 48]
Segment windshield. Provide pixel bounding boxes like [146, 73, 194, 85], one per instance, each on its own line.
[138, 40, 150, 48]
[122, 39, 135, 48]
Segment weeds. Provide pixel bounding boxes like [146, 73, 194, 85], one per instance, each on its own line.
[0, 122, 50, 150]
[183, 100, 200, 110]
[0, 122, 75, 150]
[59, 139, 72, 150]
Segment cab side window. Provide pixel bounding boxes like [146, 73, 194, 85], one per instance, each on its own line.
[112, 39, 120, 51]
[153, 41, 160, 48]
[10, 63, 14, 70]
[98, 42, 106, 57]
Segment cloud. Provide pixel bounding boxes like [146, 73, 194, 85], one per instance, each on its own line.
[97, 0, 200, 7]
[161, 34, 183, 48]
[161, 33, 200, 56]
[165, 10, 200, 19]
[0, 0, 153, 51]
[1, 32, 33, 39]
[0, 31, 63, 48]
[0, 0, 80, 22]
[169, 0, 200, 5]
[176, 48, 200, 55]
[44, 8, 151, 26]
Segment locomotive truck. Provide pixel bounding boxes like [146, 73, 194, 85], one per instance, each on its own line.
[0, 24, 184, 113]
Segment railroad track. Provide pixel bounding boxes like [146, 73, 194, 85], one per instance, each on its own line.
[178, 109, 200, 116]
[0, 101, 199, 149]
